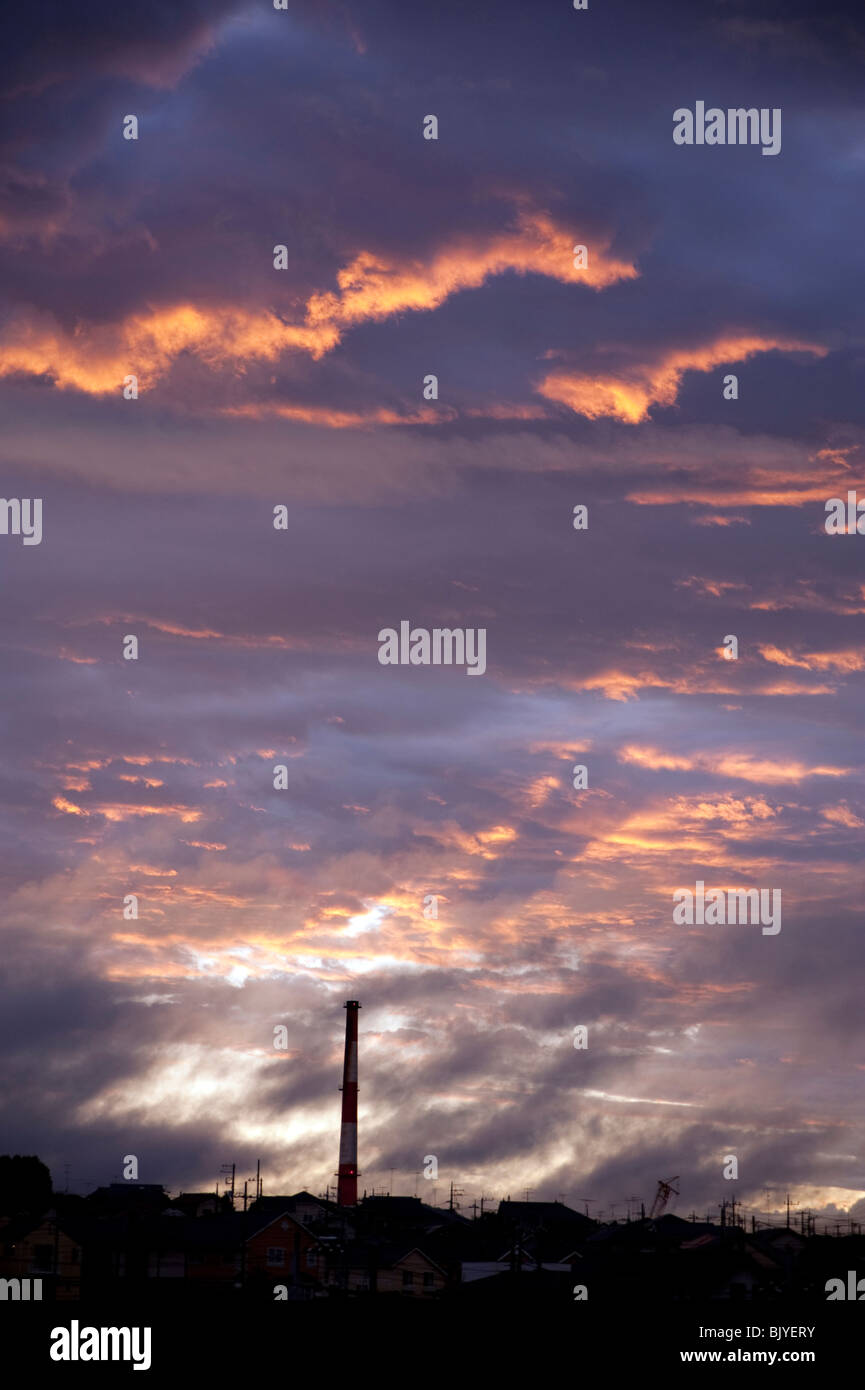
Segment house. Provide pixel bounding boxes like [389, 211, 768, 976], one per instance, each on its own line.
[245, 1210, 318, 1291]
[0, 1212, 83, 1300]
[377, 1248, 447, 1297]
[171, 1192, 231, 1219]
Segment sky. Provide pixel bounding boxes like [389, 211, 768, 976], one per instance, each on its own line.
[0, 0, 863, 1224]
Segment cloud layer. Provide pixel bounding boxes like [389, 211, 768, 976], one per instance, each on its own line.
[0, 0, 863, 1226]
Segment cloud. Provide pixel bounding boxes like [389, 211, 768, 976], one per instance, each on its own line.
[537, 336, 827, 423]
[618, 745, 851, 784]
[0, 205, 637, 398]
[758, 645, 865, 673]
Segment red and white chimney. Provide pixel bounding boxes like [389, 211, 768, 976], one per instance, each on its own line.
[336, 999, 361, 1206]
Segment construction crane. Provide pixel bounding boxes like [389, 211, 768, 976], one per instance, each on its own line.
[648, 1176, 680, 1220]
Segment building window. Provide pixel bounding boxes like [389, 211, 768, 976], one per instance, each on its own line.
[266, 1247, 286, 1266]
[402, 1270, 414, 1286]
[33, 1245, 54, 1271]
[423, 1272, 434, 1287]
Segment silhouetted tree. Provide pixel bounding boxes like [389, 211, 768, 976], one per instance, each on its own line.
[0, 1154, 53, 1216]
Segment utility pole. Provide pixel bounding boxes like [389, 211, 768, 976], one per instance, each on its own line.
[786, 1192, 791, 1228]
[256, 1159, 261, 1201]
[220, 1164, 236, 1208]
[524, 1188, 534, 1203]
[448, 1181, 464, 1213]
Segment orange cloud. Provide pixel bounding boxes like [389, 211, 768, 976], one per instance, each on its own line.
[222, 402, 453, 428]
[537, 334, 826, 423]
[618, 745, 693, 771]
[523, 775, 561, 809]
[821, 805, 865, 829]
[83, 613, 327, 651]
[419, 821, 518, 859]
[618, 744, 850, 783]
[538, 656, 837, 702]
[0, 206, 637, 397]
[677, 575, 749, 599]
[748, 581, 865, 616]
[99, 803, 203, 823]
[758, 645, 865, 674]
[527, 739, 593, 757]
[305, 209, 637, 331]
[57, 647, 99, 664]
[570, 667, 740, 701]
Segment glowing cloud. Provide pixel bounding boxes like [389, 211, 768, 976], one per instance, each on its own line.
[537, 335, 826, 423]
[618, 744, 850, 784]
[0, 206, 637, 398]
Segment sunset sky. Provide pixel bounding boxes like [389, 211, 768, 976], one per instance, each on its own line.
[1, 0, 863, 1224]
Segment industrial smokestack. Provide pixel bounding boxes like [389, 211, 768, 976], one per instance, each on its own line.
[336, 1000, 361, 1206]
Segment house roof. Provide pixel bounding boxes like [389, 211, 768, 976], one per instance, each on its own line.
[358, 1196, 468, 1226]
[497, 1201, 593, 1229]
[247, 1209, 310, 1243]
[393, 1247, 447, 1274]
[248, 1192, 341, 1221]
